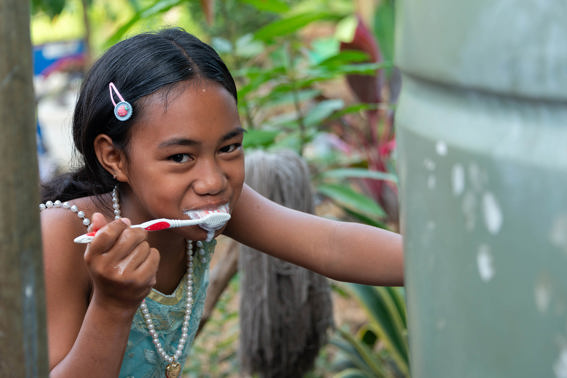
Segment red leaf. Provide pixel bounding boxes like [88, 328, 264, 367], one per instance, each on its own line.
[339, 15, 384, 104]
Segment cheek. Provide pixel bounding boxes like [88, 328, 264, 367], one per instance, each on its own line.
[229, 158, 245, 199]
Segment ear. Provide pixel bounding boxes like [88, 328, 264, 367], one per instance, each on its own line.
[94, 134, 129, 182]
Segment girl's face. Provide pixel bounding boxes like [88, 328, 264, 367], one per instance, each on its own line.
[119, 80, 245, 240]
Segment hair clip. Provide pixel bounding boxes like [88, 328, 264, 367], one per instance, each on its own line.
[109, 82, 133, 121]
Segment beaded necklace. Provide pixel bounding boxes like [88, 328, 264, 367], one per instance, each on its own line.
[111, 187, 193, 378]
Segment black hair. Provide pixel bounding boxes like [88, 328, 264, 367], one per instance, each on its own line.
[41, 27, 237, 202]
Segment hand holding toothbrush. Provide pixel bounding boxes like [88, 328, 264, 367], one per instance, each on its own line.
[83, 213, 161, 312]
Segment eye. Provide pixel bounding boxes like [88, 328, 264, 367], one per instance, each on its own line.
[219, 143, 242, 154]
[169, 153, 192, 163]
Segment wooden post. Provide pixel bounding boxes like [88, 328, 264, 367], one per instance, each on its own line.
[0, 0, 49, 376]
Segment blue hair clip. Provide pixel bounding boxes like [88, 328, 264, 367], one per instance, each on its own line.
[109, 82, 133, 121]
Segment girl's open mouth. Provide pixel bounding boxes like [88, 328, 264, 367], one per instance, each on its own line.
[185, 204, 231, 241]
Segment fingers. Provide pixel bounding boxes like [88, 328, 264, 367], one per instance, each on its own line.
[84, 215, 159, 277]
[85, 216, 140, 260]
[83, 217, 160, 307]
[114, 244, 159, 277]
[126, 247, 161, 288]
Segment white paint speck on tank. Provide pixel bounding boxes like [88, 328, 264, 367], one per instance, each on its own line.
[477, 244, 494, 282]
[534, 276, 551, 314]
[452, 164, 465, 196]
[554, 344, 567, 378]
[549, 214, 567, 255]
[483, 192, 503, 234]
[436, 141, 448, 156]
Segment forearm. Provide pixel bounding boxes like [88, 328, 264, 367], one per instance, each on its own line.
[322, 220, 404, 286]
[257, 215, 404, 286]
[49, 298, 136, 378]
[225, 185, 404, 286]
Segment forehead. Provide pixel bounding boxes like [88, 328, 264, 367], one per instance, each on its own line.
[131, 80, 240, 142]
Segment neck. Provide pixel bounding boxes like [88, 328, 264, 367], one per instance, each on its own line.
[153, 234, 188, 295]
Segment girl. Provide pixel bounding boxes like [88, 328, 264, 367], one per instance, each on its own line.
[40, 28, 403, 378]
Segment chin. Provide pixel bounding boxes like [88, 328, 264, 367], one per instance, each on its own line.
[180, 227, 222, 242]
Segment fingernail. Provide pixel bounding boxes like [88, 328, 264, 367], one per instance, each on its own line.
[121, 218, 131, 226]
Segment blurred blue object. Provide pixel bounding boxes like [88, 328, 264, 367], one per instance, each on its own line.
[34, 40, 85, 180]
[33, 39, 85, 77]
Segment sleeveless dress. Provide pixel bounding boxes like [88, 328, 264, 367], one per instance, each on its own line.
[119, 239, 216, 378]
[41, 200, 215, 378]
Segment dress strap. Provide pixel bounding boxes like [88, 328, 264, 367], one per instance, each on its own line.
[39, 200, 91, 227]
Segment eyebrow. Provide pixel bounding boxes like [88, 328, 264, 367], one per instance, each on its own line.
[221, 127, 247, 142]
[158, 127, 246, 149]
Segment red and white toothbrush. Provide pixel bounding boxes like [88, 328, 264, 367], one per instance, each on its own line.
[73, 212, 231, 244]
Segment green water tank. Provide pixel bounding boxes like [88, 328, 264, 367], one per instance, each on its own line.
[395, 1, 567, 377]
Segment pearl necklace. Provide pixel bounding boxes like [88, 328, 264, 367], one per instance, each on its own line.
[40, 187, 196, 378]
[111, 186, 193, 378]
[39, 200, 91, 227]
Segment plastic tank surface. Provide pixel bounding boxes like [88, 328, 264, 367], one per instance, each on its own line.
[395, 1, 567, 377]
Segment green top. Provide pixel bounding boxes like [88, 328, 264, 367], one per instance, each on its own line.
[119, 240, 216, 378]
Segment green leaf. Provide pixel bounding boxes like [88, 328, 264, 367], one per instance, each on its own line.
[211, 37, 233, 54]
[105, 14, 141, 47]
[334, 369, 372, 378]
[308, 37, 339, 64]
[320, 168, 398, 183]
[270, 131, 303, 152]
[386, 287, 408, 329]
[106, 0, 184, 46]
[342, 207, 388, 229]
[317, 50, 370, 67]
[373, 0, 396, 65]
[331, 103, 380, 118]
[317, 183, 385, 218]
[345, 284, 410, 376]
[261, 112, 301, 130]
[304, 99, 344, 127]
[335, 327, 387, 377]
[236, 67, 287, 99]
[235, 34, 265, 58]
[37, 0, 66, 18]
[254, 11, 343, 41]
[242, 129, 279, 148]
[259, 89, 321, 109]
[240, 0, 290, 13]
[329, 337, 367, 372]
[325, 62, 392, 75]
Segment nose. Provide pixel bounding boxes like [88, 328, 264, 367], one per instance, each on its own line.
[192, 157, 227, 196]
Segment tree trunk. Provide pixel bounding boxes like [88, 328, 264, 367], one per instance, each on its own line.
[80, 0, 92, 70]
[0, 0, 48, 376]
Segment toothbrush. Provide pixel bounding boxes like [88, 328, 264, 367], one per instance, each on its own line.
[73, 212, 231, 244]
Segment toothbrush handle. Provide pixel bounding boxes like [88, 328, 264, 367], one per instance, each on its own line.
[73, 218, 202, 244]
[168, 218, 200, 228]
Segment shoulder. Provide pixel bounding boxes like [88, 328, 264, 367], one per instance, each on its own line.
[40, 195, 107, 293]
[40, 195, 111, 232]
